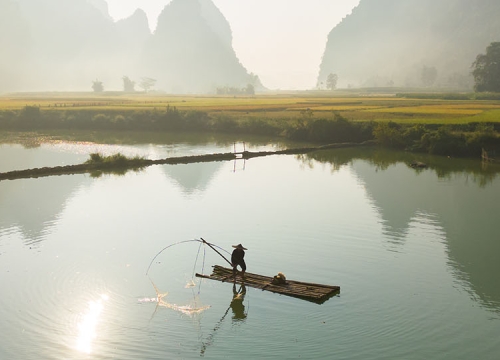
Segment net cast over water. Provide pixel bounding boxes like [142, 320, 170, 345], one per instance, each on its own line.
[140, 278, 211, 316]
[143, 238, 232, 316]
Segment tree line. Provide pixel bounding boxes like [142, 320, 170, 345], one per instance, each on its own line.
[472, 42, 500, 92]
[1, 105, 499, 158]
[321, 42, 500, 92]
[92, 77, 157, 93]
[92, 77, 257, 95]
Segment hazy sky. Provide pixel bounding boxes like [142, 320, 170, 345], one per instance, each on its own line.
[105, 0, 360, 90]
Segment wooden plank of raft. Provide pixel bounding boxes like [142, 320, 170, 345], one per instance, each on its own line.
[195, 265, 340, 304]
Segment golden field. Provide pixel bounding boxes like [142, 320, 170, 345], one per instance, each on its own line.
[1, 91, 500, 125]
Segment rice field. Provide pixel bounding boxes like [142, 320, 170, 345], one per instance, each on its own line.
[1, 92, 500, 124]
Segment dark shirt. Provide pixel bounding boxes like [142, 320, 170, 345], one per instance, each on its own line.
[231, 248, 245, 268]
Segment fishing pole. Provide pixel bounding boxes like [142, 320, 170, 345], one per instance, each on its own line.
[146, 238, 233, 276]
[200, 238, 233, 267]
[191, 241, 208, 294]
[192, 241, 204, 280]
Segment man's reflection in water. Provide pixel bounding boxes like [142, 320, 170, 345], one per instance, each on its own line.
[230, 283, 247, 322]
[200, 283, 248, 356]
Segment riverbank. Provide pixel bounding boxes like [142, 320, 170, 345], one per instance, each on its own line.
[1, 93, 500, 158]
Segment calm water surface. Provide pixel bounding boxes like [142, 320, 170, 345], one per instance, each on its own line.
[0, 136, 499, 359]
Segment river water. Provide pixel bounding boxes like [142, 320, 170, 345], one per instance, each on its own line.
[0, 133, 499, 359]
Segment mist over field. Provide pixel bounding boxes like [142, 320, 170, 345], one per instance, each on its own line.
[0, 0, 256, 93]
[0, 0, 499, 93]
[318, 0, 500, 90]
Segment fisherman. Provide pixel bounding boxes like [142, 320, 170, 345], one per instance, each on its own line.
[231, 243, 247, 280]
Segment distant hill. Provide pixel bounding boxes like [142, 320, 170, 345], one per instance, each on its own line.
[87, 0, 113, 21]
[0, 0, 258, 93]
[10, 0, 130, 91]
[318, 0, 500, 89]
[142, 0, 257, 93]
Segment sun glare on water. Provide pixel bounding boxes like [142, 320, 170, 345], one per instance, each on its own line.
[76, 294, 109, 354]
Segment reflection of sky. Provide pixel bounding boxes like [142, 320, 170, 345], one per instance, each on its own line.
[161, 162, 224, 194]
[350, 160, 500, 312]
[0, 141, 279, 173]
[0, 143, 155, 172]
[0, 141, 231, 244]
[1, 141, 500, 359]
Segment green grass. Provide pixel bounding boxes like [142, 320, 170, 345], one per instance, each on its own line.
[84, 152, 145, 165]
[83, 152, 148, 177]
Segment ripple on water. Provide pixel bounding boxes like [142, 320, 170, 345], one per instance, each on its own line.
[18, 266, 213, 359]
[6, 261, 121, 358]
[0, 225, 20, 240]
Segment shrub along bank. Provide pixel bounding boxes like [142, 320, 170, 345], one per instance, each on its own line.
[1, 106, 499, 158]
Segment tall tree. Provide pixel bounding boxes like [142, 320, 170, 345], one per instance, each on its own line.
[245, 84, 255, 95]
[122, 76, 136, 92]
[326, 73, 338, 90]
[139, 77, 156, 93]
[472, 42, 500, 92]
[421, 65, 438, 87]
[92, 79, 104, 93]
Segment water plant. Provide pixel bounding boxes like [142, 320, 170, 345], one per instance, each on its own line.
[84, 152, 145, 166]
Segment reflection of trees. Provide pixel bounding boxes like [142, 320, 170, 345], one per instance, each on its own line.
[1, 130, 286, 149]
[18, 139, 42, 149]
[303, 147, 500, 188]
[0, 175, 88, 246]
[303, 147, 500, 312]
[0, 144, 90, 246]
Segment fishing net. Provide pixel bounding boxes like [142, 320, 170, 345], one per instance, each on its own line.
[142, 239, 230, 316]
[149, 278, 210, 316]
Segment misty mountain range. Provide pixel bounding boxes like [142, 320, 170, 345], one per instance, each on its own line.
[1, 0, 500, 93]
[0, 0, 257, 93]
[318, 0, 500, 89]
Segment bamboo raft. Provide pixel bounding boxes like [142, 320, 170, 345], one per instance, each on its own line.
[196, 265, 340, 304]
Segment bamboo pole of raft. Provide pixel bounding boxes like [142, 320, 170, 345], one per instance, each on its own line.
[196, 265, 340, 304]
